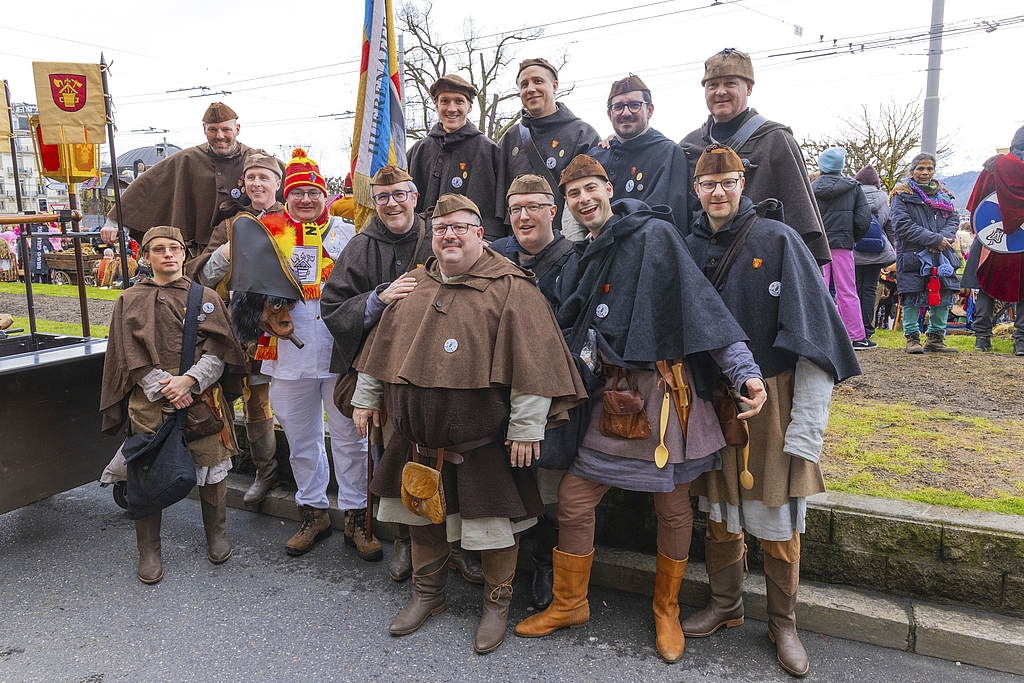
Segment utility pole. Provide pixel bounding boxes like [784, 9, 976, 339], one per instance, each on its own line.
[921, 0, 944, 155]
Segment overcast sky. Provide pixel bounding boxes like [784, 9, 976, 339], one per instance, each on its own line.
[1, 0, 1020, 179]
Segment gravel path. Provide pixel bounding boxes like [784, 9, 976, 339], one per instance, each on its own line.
[0, 292, 116, 328]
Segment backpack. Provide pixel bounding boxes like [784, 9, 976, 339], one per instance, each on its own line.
[854, 215, 886, 253]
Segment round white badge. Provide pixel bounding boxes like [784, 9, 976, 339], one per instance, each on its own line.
[444, 338, 458, 353]
[451, 177, 463, 189]
[596, 303, 609, 318]
[637, 184, 643, 191]
[202, 302, 215, 314]
[512, 147, 520, 157]
[230, 188, 241, 198]
[546, 157, 557, 169]
[625, 180, 635, 192]
[768, 281, 782, 297]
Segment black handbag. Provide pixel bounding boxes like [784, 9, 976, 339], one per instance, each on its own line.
[122, 282, 205, 519]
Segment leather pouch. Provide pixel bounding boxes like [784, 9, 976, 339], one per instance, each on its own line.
[401, 446, 446, 525]
[184, 387, 224, 441]
[600, 367, 652, 440]
[713, 379, 748, 448]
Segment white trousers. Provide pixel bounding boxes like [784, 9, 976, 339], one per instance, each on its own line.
[269, 376, 368, 510]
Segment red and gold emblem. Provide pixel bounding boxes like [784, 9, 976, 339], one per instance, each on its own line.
[49, 74, 87, 112]
[752, 258, 763, 269]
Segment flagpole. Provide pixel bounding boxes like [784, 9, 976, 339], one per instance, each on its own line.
[100, 53, 130, 290]
[3, 81, 25, 215]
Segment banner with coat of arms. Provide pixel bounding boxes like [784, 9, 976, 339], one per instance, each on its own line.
[31, 62, 106, 144]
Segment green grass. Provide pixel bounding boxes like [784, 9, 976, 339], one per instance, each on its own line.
[9, 316, 108, 337]
[872, 328, 1016, 354]
[0, 282, 123, 300]
[828, 477, 1024, 517]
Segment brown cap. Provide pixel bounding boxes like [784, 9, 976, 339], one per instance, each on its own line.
[432, 193, 481, 218]
[370, 165, 413, 187]
[202, 102, 238, 124]
[693, 144, 745, 177]
[701, 48, 755, 86]
[517, 58, 558, 81]
[140, 226, 186, 252]
[558, 154, 608, 191]
[430, 74, 478, 100]
[506, 174, 555, 199]
[243, 151, 283, 178]
[607, 74, 650, 106]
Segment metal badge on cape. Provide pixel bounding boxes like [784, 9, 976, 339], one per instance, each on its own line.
[972, 192, 1024, 254]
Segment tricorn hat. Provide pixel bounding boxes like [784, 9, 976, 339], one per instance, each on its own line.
[432, 193, 481, 218]
[226, 214, 304, 301]
[517, 57, 558, 81]
[430, 74, 478, 100]
[507, 174, 555, 199]
[202, 102, 238, 124]
[558, 154, 609, 191]
[694, 144, 745, 177]
[370, 165, 413, 186]
[140, 226, 185, 252]
[607, 74, 650, 106]
[701, 48, 755, 86]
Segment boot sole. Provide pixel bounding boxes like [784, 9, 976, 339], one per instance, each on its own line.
[354, 546, 384, 562]
[242, 479, 281, 506]
[208, 549, 233, 564]
[514, 620, 589, 638]
[768, 629, 810, 677]
[389, 603, 446, 636]
[138, 571, 164, 585]
[683, 616, 744, 638]
[389, 569, 412, 582]
[286, 526, 332, 556]
[474, 633, 506, 655]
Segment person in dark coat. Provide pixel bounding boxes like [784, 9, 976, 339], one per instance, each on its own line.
[496, 58, 601, 238]
[890, 153, 961, 354]
[680, 49, 830, 263]
[852, 165, 896, 343]
[515, 154, 766, 666]
[684, 144, 861, 678]
[811, 147, 872, 347]
[408, 75, 503, 240]
[587, 74, 691, 235]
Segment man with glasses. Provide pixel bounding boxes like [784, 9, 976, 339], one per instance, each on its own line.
[589, 75, 692, 235]
[409, 75, 503, 240]
[322, 166, 483, 581]
[681, 50, 830, 263]
[349, 193, 587, 654]
[683, 144, 860, 677]
[497, 58, 601, 239]
[257, 149, 372, 560]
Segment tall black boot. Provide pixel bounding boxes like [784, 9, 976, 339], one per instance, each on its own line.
[531, 504, 558, 609]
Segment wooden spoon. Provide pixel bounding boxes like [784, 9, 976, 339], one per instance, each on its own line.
[655, 388, 670, 468]
[739, 421, 754, 490]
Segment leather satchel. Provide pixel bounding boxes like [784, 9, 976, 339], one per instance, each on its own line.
[184, 387, 224, 441]
[713, 379, 749, 448]
[600, 367, 652, 440]
[401, 445, 446, 525]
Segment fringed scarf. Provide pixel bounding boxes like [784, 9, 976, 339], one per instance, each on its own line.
[909, 179, 955, 218]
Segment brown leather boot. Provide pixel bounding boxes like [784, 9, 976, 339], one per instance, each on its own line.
[514, 548, 593, 638]
[134, 511, 163, 585]
[389, 535, 451, 635]
[199, 480, 232, 564]
[682, 537, 746, 637]
[653, 553, 688, 663]
[905, 332, 924, 354]
[344, 508, 382, 562]
[924, 332, 958, 353]
[243, 419, 280, 506]
[475, 540, 519, 654]
[390, 523, 412, 582]
[286, 506, 332, 556]
[449, 540, 484, 585]
[764, 553, 810, 677]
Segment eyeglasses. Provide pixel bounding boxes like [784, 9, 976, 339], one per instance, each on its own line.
[287, 189, 324, 200]
[608, 101, 647, 115]
[431, 222, 480, 236]
[372, 190, 411, 205]
[508, 203, 554, 217]
[697, 178, 741, 192]
[148, 245, 183, 255]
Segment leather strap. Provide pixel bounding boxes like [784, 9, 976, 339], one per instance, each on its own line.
[711, 113, 767, 152]
[175, 281, 205, 429]
[519, 121, 560, 195]
[414, 436, 497, 466]
[709, 212, 758, 290]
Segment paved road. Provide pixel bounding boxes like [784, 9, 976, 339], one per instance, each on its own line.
[0, 485, 1017, 683]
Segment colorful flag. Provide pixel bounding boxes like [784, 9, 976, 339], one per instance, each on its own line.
[32, 62, 106, 145]
[351, 0, 406, 229]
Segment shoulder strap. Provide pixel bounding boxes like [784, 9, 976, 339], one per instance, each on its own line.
[709, 213, 758, 290]
[723, 114, 766, 151]
[405, 215, 428, 274]
[180, 282, 204, 375]
[519, 121, 561, 194]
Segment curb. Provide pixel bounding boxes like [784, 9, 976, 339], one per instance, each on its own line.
[211, 473, 1024, 676]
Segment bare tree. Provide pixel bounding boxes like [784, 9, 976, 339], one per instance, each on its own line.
[802, 98, 954, 193]
[399, 1, 563, 142]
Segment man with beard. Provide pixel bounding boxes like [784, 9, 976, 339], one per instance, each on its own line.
[350, 194, 588, 654]
[321, 165, 483, 582]
[497, 58, 601, 238]
[100, 103, 274, 256]
[515, 154, 766, 665]
[680, 50, 829, 262]
[683, 144, 860, 678]
[588, 74, 691, 234]
[409, 75, 502, 240]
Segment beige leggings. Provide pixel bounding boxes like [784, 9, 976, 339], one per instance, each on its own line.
[706, 518, 800, 563]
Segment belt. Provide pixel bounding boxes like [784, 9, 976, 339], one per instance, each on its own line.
[413, 436, 497, 465]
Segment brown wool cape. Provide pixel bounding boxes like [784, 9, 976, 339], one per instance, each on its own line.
[107, 142, 259, 250]
[100, 277, 247, 436]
